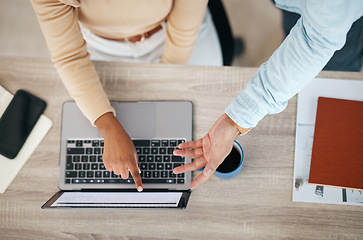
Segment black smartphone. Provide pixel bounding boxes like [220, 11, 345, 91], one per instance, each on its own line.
[0, 90, 46, 159]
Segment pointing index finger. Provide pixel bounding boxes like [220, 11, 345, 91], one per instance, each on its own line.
[129, 163, 143, 192]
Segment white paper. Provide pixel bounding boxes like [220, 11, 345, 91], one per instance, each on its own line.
[0, 86, 53, 193]
[293, 78, 363, 206]
[51, 192, 183, 208]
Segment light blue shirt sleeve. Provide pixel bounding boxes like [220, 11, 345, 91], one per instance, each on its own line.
[225, 0, 363, 128]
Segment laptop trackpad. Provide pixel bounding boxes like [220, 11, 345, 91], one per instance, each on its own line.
[112, 102, 155, 139]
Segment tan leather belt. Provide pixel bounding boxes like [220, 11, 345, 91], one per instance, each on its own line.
[101, 25, 163, 44]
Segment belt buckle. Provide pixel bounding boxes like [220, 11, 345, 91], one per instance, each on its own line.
[125, 33, 145, 44]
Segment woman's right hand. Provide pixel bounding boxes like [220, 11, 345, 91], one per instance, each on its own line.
[94, 112, 143, 192]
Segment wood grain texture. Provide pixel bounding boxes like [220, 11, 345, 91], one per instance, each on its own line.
[0, 57, 362, 240]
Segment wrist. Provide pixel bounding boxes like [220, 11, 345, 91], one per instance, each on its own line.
[236, 124, 252, 136]
[94, 112, 120, 135]
[224, 113, 251, 136]
[222, 113, 240, 137]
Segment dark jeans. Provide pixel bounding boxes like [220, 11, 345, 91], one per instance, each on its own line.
[282, 10, 363, 72]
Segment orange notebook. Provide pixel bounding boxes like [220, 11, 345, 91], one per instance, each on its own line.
[309, 97, 363, 191]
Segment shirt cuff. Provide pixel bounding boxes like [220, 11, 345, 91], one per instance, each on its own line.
[224, 91, 264, 129]
[91, 107, 116, 127]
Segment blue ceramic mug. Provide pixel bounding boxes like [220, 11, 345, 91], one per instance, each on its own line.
[198, 140, 244, 179]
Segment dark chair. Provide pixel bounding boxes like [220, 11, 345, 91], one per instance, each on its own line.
[208, 0, 244, 66]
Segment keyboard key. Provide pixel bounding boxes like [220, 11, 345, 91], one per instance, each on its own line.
[67, 148, 84, 154]
[66, 171, 77, 178]
[92, 140, 99, 147]
[95, 171, 102, 178]
[170, 140, 177, 146]
[76, 140, 83, 147]
[78, 171, 86, 178]
[111, 172, 118, 178]
[161, 171, 168, 178]
[100, 140, 104, 147]
[140, 163, 147, 170]
[91, 163, 98, 170]
[136, 148, 142, 155]
[177, 173, 185, 178]
[133, 140, 150, 147]
[75, 163, 82, 170]
[151, 148, 158, 154]
[153, 171, 160, 178]
[90, 156, 97, 162]
[168, 148, 175, 154]
[173, 163, 183, 169]
[94, 148, 101, 154]
[86, 148, 92, 154]
[125, 179, 134, 183]
[67, 140, 75, 144]
[144, 171, 151, 178]
[163, 156, 171, 162]
[87, 171, 94, 178]
[73, 155, 81, 162]
[155, 155, 162, 162]
[148, 163, 156, 170]
[161, 140, 169, 146]
[138, 155, 146, 162]
[98, 155, 103, 162]
[81, 156, 88, 162]
[99, 163, 106, 170]
[157, 163, 164, 170]
[65, 179, 71, 184]
[169, 171, 176, 178]
[67, 156, 72, 163]
[66, 162, 74, 170]
[103, 171, 110, 178]
[172, 156, 185, 162]
[83, 163, 90, 170]
[159, 148, 166, 154]
[84, 140, 91, 144]
[151, 140, 160, 147]
[177, 179, 185, 184]
[178, 139, 185, 145]
[165, 163, 172, 170]
[147, 156, 154, 162]
[143, 147, 150, 155]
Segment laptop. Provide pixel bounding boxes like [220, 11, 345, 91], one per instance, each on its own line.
[42, 101, 192, 209]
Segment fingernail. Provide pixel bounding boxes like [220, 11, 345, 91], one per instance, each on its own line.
[137, 186, 143, 192]
[138, 167, 141, 174]
[204, 168, 213, 177]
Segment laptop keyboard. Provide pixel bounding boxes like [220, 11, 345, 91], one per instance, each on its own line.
[65, 139, 186, 185]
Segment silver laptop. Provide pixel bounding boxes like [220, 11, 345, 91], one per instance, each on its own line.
[42, 101, 192, 209]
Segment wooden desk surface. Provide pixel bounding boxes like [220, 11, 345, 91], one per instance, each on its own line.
[0, 56, 362, 240]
